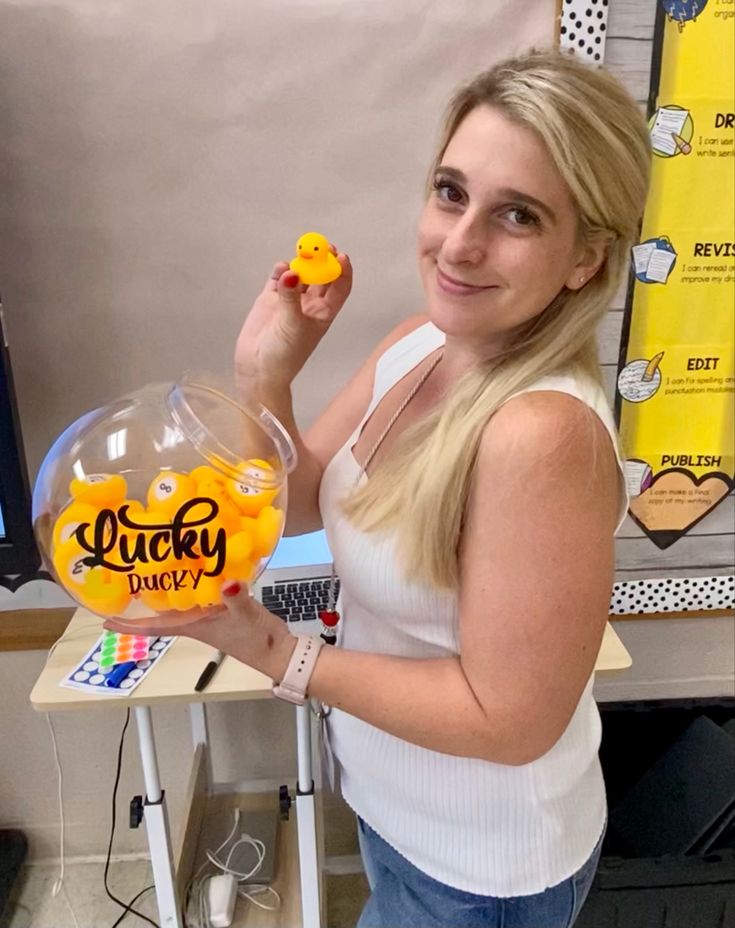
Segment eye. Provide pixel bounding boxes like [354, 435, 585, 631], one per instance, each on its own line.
[505, 206, 540, 227]
[432, 177, 464, 204]
[314, 246, 319, 250]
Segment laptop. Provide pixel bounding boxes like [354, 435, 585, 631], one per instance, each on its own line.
[251, 530, 339, 636]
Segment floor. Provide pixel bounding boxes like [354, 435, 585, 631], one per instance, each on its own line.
[3, 859, 369, 928]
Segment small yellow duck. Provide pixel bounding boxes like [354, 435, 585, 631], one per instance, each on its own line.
[289, 232, 342, 286]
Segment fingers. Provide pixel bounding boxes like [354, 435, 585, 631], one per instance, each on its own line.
[264, 261, 291, 293]
[323, 252, 353, 309]
[221, 579, 252, 608]
[103, 605, 222, 637]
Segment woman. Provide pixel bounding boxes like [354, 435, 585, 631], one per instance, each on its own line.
[111, 49, 650, 927]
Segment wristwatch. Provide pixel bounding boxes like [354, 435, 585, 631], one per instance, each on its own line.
[272, 635, 325, 705]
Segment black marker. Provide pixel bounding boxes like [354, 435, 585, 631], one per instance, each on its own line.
[194, 649, 224, 692]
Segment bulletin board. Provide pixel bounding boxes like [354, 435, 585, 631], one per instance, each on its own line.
[616, 3, 734, 551]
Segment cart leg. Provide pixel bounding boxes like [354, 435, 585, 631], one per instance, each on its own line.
[295, 703, 322, 928]
[189, 702, 212, 790]
[134, 706, 183, 928]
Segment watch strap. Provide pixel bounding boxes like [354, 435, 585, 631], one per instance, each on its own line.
[272, 635, 325, 705]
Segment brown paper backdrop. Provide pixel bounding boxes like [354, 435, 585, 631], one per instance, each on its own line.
[0, 0, 555, 478]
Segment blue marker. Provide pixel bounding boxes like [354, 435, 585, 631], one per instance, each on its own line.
[104, 660, 138, 688]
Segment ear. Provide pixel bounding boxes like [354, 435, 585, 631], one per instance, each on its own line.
[564, 232, 612, 291]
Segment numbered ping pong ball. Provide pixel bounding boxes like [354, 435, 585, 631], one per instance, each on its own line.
[53, 539, 94, 589]
[146, 471, 196, 514]
[52, 502, 101, 550]
[69, 473, 127, 507]
[53, 541, 131, 616]
[224, 477, 277, 517]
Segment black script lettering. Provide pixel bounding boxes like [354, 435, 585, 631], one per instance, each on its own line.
[149, 530, 172, 563]
[77, 498, 225, 574]
[199, 528, 227, 577]
[76, 508, 118, 569]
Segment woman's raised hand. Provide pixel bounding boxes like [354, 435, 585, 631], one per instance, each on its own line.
[235, 248, 352, 388]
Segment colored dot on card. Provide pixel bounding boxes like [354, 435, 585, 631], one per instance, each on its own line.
[133, 649, 147, 660]
[100, 656, 115, 668]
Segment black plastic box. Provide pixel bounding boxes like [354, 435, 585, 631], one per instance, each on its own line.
[576, 698, 735, 928]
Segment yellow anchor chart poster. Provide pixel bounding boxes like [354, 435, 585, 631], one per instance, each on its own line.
[617, 0, 735, 550]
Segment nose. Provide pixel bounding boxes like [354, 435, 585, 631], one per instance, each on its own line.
[442, 213, 487, 266]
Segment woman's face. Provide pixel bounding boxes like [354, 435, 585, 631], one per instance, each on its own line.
[418, 104, 590, 350]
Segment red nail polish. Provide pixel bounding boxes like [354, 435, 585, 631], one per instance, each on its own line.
[283, 273, 300, 288]
[222, 581, 241, 598]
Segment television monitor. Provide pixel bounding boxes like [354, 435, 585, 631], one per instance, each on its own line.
[0, 299, 40, 576]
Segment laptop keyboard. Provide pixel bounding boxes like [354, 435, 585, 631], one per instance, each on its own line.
[260, 577, 341, 624]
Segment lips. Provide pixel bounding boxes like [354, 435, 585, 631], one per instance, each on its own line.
[435, 267, 496, 296]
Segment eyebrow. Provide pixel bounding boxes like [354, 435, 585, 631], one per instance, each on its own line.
[434, 165, 558, 224]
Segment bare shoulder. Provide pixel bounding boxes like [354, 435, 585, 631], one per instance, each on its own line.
[476, 389, 619, 489]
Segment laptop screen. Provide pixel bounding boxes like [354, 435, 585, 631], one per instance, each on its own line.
[267, 529, 332, 570]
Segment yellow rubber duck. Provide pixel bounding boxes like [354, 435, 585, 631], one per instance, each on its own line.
[289, 232, 342, 286]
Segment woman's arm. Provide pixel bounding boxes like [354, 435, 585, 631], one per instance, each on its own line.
[275, 391, 619, 765]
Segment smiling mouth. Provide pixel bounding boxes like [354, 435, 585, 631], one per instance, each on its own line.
[435, 267, 496, 295]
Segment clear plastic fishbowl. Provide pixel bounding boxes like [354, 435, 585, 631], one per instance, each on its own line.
[32, 373, 296, 622]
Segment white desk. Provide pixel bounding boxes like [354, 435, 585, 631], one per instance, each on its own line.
[30, 611, 631, 926]
[30, 608, 322, 928]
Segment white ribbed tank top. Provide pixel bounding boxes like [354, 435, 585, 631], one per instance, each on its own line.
[318, 322, 628, 897]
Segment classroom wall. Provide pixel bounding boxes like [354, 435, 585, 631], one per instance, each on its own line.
[0, 0, 732, 861]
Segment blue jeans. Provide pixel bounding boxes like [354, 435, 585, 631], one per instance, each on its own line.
[356, 817, 603, 928]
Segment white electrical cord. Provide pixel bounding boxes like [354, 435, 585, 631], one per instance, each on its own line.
[184, 810, 281, 927]
[46, 714, 81, 928]
[45, 621, 103, 662]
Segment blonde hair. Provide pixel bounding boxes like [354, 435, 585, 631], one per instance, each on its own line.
[343, 48, 650, 589]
